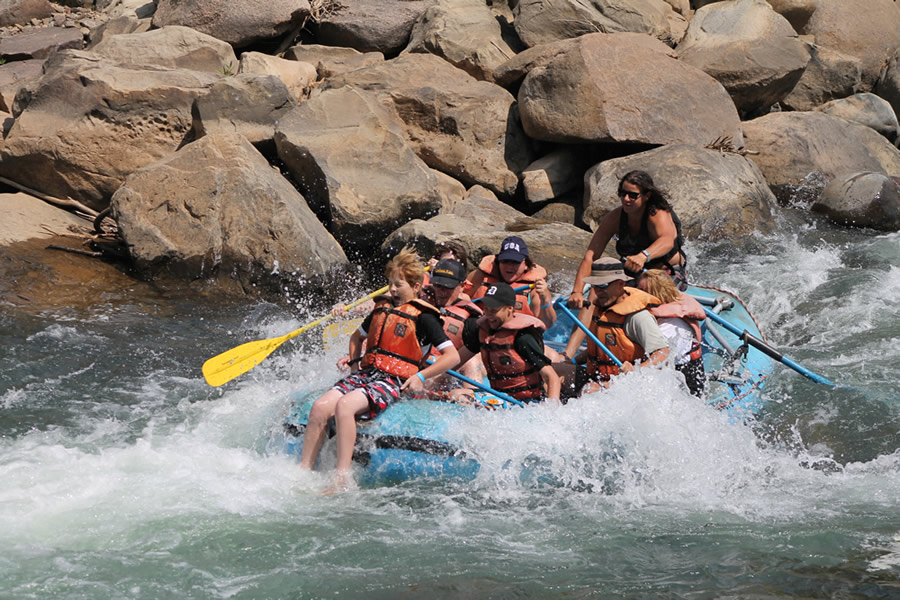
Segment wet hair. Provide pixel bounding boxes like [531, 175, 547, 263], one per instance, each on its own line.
[432, 240, 469, 270]
[639, 269, 680, 304]
[619, 170, 673, 216]
[385, 246, 425, 288]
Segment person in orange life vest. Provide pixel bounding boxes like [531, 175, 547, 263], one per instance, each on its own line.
[300, 248, 460, 490]
[637, 269, 706, 397]
[557, 258, 669, 395]
[455, 282, 561, 404]
[563, 171, 686, 359]
[464, 236, 556, 329]
[426, 258, 485, 384]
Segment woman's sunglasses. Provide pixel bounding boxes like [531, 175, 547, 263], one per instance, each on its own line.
[618, 190, 641, 200]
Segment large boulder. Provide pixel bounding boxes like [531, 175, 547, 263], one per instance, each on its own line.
[780, 43, 862, 111]
[812, 172, 900, 231]
[583, 144, 778, 241]
[190, 73, 296, 147]
[520, 148, 585, 205]
[152, 0, 310, 48]
[765, 0, 816, 32]
[89, 25, 238, 73]
[493, 31, 676, 91]
[513, 0, 674, 48]
[675, 0, 809, 117]
[518, 33, 743, 146]
[274, 86, 443, 252]
[383, 185, 592, 280]
[742, 111, 900, 203]
[238, 52, 316, 102]
[0, 58, 43, 113]
[0, 0, 52, 27]
[798, 0, 900, 91]
[111, 133, 347, 293]
[405, 0, 518, 83]
[815, 93, 900, 145]
[321, 53, 532, 197]
[313, 0, 434, 55]
[0, 27, 83, 62]
[283, 44, 384, 79]
[0, 50, 220, 211]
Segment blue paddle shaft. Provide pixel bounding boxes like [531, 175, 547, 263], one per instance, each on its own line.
[424, 357, 525, 408]
[702, 308, 835, 387]
[553, 298, 623, 367]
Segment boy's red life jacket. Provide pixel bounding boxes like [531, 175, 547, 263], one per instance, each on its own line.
[469, 255, 547, 317]
[361, 298, 441, 379]
[649, 293, 705, 362]
[587, 287, 661, 381]
[478, 312, 546, 401]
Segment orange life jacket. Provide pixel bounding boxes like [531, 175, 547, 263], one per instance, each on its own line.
[440, 299, 483, 349]
[361, 298, 441, 379]
[478, 312, 547, 401]
[649, 293, 705, 362]
[587, 287, 661, 381]
[470, 255, 547, 316]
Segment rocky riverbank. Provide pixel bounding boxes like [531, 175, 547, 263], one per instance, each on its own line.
[2, 0, 900, 309]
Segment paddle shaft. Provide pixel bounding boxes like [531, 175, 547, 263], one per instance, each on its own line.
[553, 298, 623, 367]
[446, 368, 526, 408]
[702, 308, 836, 387]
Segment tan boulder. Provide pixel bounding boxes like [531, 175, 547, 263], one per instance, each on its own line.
[238, 52, 316, 101]
[812, 172, 900, 231]
[321, 53, 532, 197]
[0, 27, 83, 61]
[781, 42, 862, 111]
[584, 144, 777, 242]
[283, 44, 384, 79]
[799, 0, 900, 91]
[0, 192, 86, 246]
[875, 48, 900, 132]
[0, 0, 53, 27]
[405, 0, 518, 82]
[0, 58, 43, 113]
[274, 86, 443, 251]
[152, 0, 310, 48]
[313, 0, 435, 55]
[765, 0, 816, 32]
[518, 33, 742, 146]
[90, 25, 238, 73]
[742, 111, 900, 203]
[815, 93, 900, 145]
[513, 0, 674, 48]
[0, 50, 220, 211]
[521, 148, 585, 205]
[676, 0, 809, 116]
[111, 133, 347, 292]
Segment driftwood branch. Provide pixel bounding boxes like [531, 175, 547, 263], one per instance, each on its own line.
[47, 244, 104, 258]
[0, 175, 99, 217]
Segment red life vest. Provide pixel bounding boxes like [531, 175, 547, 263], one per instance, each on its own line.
[587, 287, 661, 381]
[361, 298, 441, 379]
[470, 255, 547, 317]
[478, 312, 547, 400]
[649, 293, 705, 362]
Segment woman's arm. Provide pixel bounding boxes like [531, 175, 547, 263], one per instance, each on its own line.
[570, 208, 620, 303]
[623, 209, 678, 273]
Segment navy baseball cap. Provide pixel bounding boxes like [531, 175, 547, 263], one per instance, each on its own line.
[496, 235, 528, 262]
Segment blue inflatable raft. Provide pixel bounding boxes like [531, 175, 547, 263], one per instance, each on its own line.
[283, 285, 775, 485]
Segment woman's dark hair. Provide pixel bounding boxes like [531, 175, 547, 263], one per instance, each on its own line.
[619, 170, 672, 216]
[433, 239, 469, 270]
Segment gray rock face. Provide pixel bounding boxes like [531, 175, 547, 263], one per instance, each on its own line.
[321, 53, 532, 197]
[111, 133, 348, 292]
[676, 0, 809, 116]
[190, 74, 297, 146]
[283, 44, 384, 79]
[742, 111, 900, 203]
[0, 50, 220, 211]
[0, 0, 53, 28]
[521, 148, 584, 205]
[583, 144, 778, 241]
[274, 86, 443, 251]
[813, 172, 900, 231]
[517, 33, 743, 146]
[384, 185, 592, 280]
[0, 58, 43, 112]
[0, 27, 83, 61]
[405, 0, 517, 82]
[781, 43, 862, 111]
[314, 0, 434, 55]
[152, 0, 310, 48]
[815, 93, 900, 145]
[237, 52, 316, 102]
[89, 25, 238, 73]
[799, 0, 900, 91]
[513, 0, 673, 48]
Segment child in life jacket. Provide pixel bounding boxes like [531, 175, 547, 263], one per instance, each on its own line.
[299, 247, 460, 490]
[464, 236, 556, 329]
[455, 282, 561, 404]
[637, 269, 706, 396]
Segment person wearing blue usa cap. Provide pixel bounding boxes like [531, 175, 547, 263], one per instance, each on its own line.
[463, 235, 556, 329]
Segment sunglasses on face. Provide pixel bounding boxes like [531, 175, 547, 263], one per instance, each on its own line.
[618, 190, 641, 200]
[591, 283, 610, 290]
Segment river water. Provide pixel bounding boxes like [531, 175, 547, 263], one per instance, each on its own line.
[2, 210, 899, 599]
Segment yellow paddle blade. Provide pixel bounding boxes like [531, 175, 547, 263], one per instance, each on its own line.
[322, 318, 365, 351]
